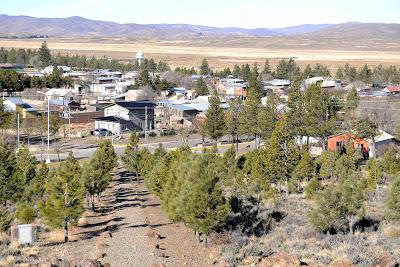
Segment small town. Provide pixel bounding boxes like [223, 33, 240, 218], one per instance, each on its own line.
[1, 1, 400, 266]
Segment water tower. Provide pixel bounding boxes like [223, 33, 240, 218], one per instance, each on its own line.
[136, 51, 144, 65]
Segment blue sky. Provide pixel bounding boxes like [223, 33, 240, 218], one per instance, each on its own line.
[1, 0, 399, 28]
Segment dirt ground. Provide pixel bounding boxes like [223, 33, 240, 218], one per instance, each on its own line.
[1, 38, 400, 70]
[38, 166, 218, 267]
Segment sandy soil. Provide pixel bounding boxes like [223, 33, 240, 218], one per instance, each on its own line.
[1, 39, 400, 69]
[39, 166, 217, 267]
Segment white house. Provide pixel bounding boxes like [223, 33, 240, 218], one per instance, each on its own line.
[41, 66, 71, 75]
[45, 88, 73, 101]
[3, 97, 37, 118]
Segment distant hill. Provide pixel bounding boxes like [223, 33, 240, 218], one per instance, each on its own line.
[304, 22, 400, 39]
[0, 14, 399, 40]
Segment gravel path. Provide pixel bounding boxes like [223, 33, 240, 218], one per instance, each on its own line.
[41, 166, 215, 267]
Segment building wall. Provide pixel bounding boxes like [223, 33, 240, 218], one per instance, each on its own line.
[104, 105, 129, 120]
[95, 121, 121, 134]
[327, 133, 370, 152]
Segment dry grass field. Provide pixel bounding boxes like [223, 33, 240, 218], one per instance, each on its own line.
[1, 37, 400, 70]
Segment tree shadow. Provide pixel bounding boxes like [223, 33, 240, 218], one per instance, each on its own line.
[79, 222, 128, 240]
[80, 216, 124, 229]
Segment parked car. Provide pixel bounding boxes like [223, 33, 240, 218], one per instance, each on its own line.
[94, 128, 112, 136]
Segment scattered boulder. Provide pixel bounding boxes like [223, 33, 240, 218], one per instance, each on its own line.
[261, 252, 300, 267]
[330, 259, 353, 267]
[242, 255, 261, 266]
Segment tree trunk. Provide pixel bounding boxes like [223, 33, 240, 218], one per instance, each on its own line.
[64, 218, 68, 242]
[348, 215, 355, 235]
[235, 137, 239, 159]
[136, 171, 139, 183]
[285, 180, 289, 198]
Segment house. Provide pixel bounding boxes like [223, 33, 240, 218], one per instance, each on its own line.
[327, 130, 397, 158]
[45, 88, 73, 101]
[383, 85, 400, 94]
[3, 97, 37, 118]
[95, 101, 156, 134]
[41, 66, 71, 75]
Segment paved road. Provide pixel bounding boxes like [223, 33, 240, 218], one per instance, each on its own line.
[32, 137, 256, 162]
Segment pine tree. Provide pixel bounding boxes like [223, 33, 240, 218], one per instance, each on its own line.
[177, 155, 230, 238]
[258, 92, 279, 142]
[40, 153, 84, 242]
[14, 145, 37, 201]
[15, 202, 36, 224]
[287, 78, 306, 138]
[353, 117, 380, 158]
[303, 84, 337, 150]
[335, 67, 344, 80]
[292, 151, 315, 192]
[203, 94, 225, 142]
[38, 41, 51, 67]
[31, 162, 49, 200]
[239, 88, 261, 147]
[318, 150, 338, 182]
[303, 64, 313, 78]
[195, 77, 209, 95]
[380, 146, 400, 176]
[365, 158, 382, 191]
[0, 142, 17, 205]
[122, 131, 140, 182]
[346, 86, 359, 119]
[200, 58, 210, 75]
[264, 119, 300, 197]
[307, 176, 365, 234]
[263, 59, 272, 76]
[385, 176, 400, 221]
[225, 98, 242, 155]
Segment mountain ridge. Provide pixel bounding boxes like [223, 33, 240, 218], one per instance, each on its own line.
[0, 14, 399, 39]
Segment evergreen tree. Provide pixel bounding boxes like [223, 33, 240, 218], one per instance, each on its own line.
[14, 146, 37, 201]
[303, 84, 337, 150]
[263, 59, 272, 76]
[239, 88, 261, 147]
[358, 64, 372, 84]
[365, 158, 382, 191]
[346, 86, 360, 119]
[335, 67, 344, 80]
[380, 146, 400, 176]
[307, 176, 366, 234]
[177, 154, 230, 238]
[195, 76, 209, 95]
[200, 58, 210, 76]
[0, 142, 17, 205]
[318, 150, 338, 182]
[15, 202, 36, 224]
[38, 41, 51, 67]
[31, 162, 49, 200]
[353, 117, 380, 158]
[225, 98, 242, 155]
[40, 154, 84, 242]
[385, 176, 400, 221]
[286, 77, 306, 137]
[122, 131, 140, 182]
[303, 64, 313, 78]
[203, 94, 225, 142]
[233, 65, 241, 78]
[258, 92, 279, 142]
[292, 151, 315, 192]
[275, 58, 300, 80]
[264, 119, 300, 197]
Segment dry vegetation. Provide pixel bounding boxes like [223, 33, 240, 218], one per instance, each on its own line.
[1, 37, 400, 70]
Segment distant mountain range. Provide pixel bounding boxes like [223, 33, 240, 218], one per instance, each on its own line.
[0, 14, 399, 39]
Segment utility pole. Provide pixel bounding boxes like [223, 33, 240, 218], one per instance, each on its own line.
[17, 113, 20, 149]
[37, 91, 51, 163]
[144, 105, 148, 144]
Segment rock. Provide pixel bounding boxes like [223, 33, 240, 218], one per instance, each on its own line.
[374, 252, 395, 267]
[261, 252, 300, 267]
[150, 264, 166, 267]
[330, 259, 353, 267]
[242, 256, 261, 266]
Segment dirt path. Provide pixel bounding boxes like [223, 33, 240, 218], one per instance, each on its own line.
[41, 166, 216, 267]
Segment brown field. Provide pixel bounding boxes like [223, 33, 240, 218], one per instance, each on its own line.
[1, 38, 400, 70]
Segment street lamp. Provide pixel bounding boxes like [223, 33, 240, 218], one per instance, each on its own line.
[37, 91, 51, 163]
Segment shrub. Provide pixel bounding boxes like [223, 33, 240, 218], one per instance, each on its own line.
[15, 202, 36, 224]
